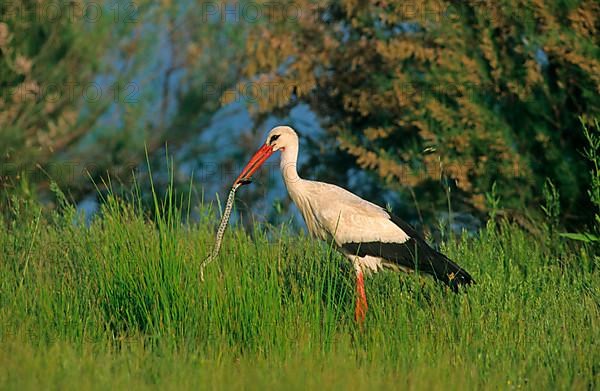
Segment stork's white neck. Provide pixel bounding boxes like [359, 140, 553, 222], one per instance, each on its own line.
[277, 138, 319, 238]
[279, 143, 302, 191]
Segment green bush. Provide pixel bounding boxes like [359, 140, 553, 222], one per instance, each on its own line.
[245, 0, 600, 225]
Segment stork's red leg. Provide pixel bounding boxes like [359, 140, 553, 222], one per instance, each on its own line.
[354, 270, 368, 324]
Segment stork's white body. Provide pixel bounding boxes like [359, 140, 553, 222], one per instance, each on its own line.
[285, 178, 411, 272]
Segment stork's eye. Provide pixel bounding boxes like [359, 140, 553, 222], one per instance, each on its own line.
[269, 134, 280, 144]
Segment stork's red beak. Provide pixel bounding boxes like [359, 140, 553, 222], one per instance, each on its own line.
[234, 143, 274, 186]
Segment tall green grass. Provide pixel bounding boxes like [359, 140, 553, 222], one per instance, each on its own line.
[0, 187, 598, 390]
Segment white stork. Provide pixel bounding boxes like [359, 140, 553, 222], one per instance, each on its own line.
[234, 126, 474, 322]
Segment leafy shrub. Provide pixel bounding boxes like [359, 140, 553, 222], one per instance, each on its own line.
[245, 0, 600, 224]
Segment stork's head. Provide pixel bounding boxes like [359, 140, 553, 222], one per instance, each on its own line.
[265, 125, 298, 152]
[234, 126, 298, 186]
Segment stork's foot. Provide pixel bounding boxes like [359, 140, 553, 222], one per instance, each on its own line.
[354, 270, 368, 324]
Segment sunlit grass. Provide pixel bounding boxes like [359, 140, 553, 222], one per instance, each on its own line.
[0, 190, 598, 390]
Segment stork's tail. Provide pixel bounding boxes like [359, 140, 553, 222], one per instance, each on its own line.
[386, 214, 474, 291]
[426, 251, 474, 292]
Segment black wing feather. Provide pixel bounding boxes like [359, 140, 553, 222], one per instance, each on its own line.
[342, 214, 474, 291]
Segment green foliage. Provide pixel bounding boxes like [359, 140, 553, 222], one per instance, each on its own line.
[0, 191, 598, 388]
[559, 232, 599, 243]
[561, 119, 600, 243]
[542, 178, 561, 227]
[485, 181, 501, 221]
[245, 0, 600, 224]
[0, 0, 248, 212]
[0, 0, 143, 208]
[582, 119, 600, 222]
